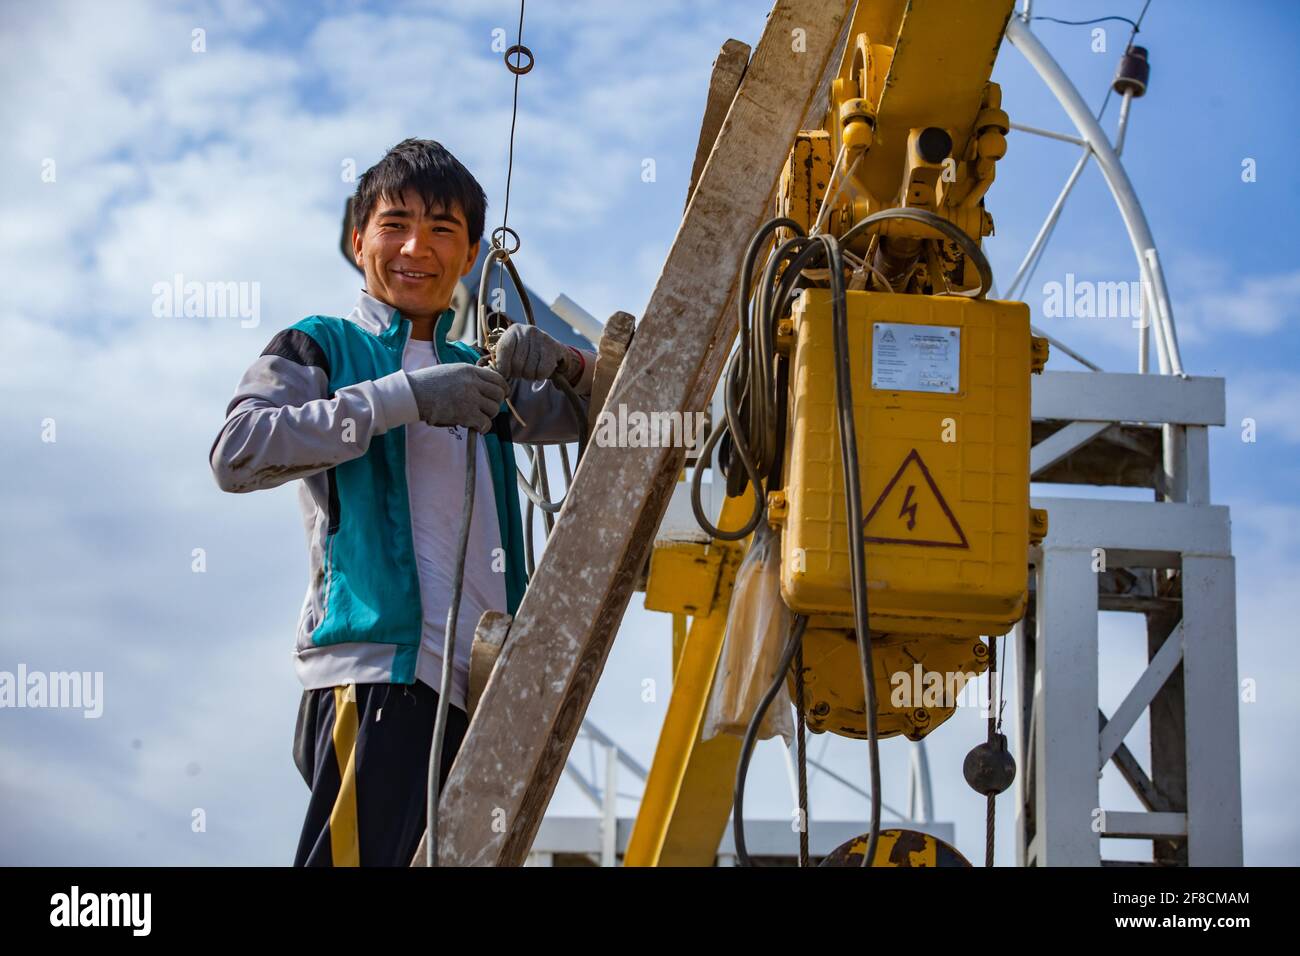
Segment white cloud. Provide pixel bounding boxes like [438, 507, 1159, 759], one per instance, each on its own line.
[1227, 372, 1300, 445]
[1175, 258, 1300, 341]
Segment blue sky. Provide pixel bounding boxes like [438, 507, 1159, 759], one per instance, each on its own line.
[1, 0, 1296, 866]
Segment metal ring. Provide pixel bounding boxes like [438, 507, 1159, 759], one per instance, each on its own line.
[504, 44, 534, 75]
[491, 225, 520, 255]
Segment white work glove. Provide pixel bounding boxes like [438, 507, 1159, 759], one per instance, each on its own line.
[493, 324, 574, 382]
[405, 363, 508, 434]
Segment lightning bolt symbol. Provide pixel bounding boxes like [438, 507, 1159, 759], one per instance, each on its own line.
[898, 484, 919, 531]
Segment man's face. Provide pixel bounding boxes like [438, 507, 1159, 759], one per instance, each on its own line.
[352, 188, 478, 321]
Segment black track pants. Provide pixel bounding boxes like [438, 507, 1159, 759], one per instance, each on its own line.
[292, 681, 469, 867]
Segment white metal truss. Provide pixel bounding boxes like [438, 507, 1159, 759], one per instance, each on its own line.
[999, 10, 1242, 867]
[1005, 15, 1184, 376]
[537, 721, 946, 865]
[1017, 371, 1243, 866]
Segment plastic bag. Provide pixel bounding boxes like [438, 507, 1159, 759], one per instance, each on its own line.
[702, 522, 795, 746]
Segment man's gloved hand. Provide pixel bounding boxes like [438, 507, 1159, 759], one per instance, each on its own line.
[405, 363, 508, 434]
[493, 323, 574, 382]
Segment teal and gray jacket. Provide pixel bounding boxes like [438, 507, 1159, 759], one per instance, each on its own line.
[209, 290, 591, 690]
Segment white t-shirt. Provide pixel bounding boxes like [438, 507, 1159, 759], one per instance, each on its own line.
[402, 337, 507, 712]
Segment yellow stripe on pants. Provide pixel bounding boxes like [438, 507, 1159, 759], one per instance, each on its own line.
[329, 684, 361, 867]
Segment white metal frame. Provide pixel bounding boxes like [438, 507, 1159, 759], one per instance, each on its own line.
[1017, 371, 1243, 866]
[527, 816, 956, 866]
[1000, 12, 1242, 867]
[540, 720, 946, 865]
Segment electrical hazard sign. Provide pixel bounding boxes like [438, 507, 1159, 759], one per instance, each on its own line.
[862, 449, 969, 548]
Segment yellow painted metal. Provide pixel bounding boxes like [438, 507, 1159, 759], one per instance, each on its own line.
[836, 0, 907, 73]
[671, 613, 687, 680]
[624, 495, 750, 867]
[777, 131, 833, 233]
[821, 827, 971, 867]
[775, 288, 1035, 638]
[762, 0, 1032, 748]
[831, 0, 1016, 221]
[792, 626, 987, 741]
[644, 540, 724, 617]
[856, 828, 938, 866]
[654, 668, 743, 866]
[804, 0, 1016, 295]
[631, 0, 1030, 863]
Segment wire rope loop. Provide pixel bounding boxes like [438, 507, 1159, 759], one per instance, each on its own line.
[504, 43, 534, 76]
[839, 207, 993, 299]
[491, 225, 521, 255]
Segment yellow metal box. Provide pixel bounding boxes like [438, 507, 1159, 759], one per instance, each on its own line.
[776, 289, 1035, 638]
[644, 540, 724, 617]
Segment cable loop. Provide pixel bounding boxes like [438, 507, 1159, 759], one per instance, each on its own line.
[491, 225, 521, 255]
[504, 43, 534, 75]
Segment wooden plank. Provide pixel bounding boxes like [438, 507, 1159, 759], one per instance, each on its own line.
[466, 611, 511, 720]
[685, 39, 751, 211]
[586, 310, 636, 432]
[685, 4, 855, 414]
[415, 0, 855, 867]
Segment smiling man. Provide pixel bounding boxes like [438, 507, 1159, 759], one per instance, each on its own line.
[208, 138, 596, 866]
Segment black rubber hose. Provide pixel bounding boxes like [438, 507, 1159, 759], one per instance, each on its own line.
[819, 232, 882, 868]
[733, 613, 808, 867]
[839, 207, 993, 299]
[691, 350, 763, 540]
[731, 232, 885, 868]
[690, 219, 806, 541]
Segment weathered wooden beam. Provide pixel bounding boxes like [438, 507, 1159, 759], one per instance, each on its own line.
[587, 310, 636, 432]
[685, 39, 751, 212]
[415, 0, 855, 867]
[686, 4, 854, 415]
[466, 611, 511, 720]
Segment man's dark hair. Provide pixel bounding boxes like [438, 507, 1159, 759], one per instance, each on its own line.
[352, 138, 488, 245]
